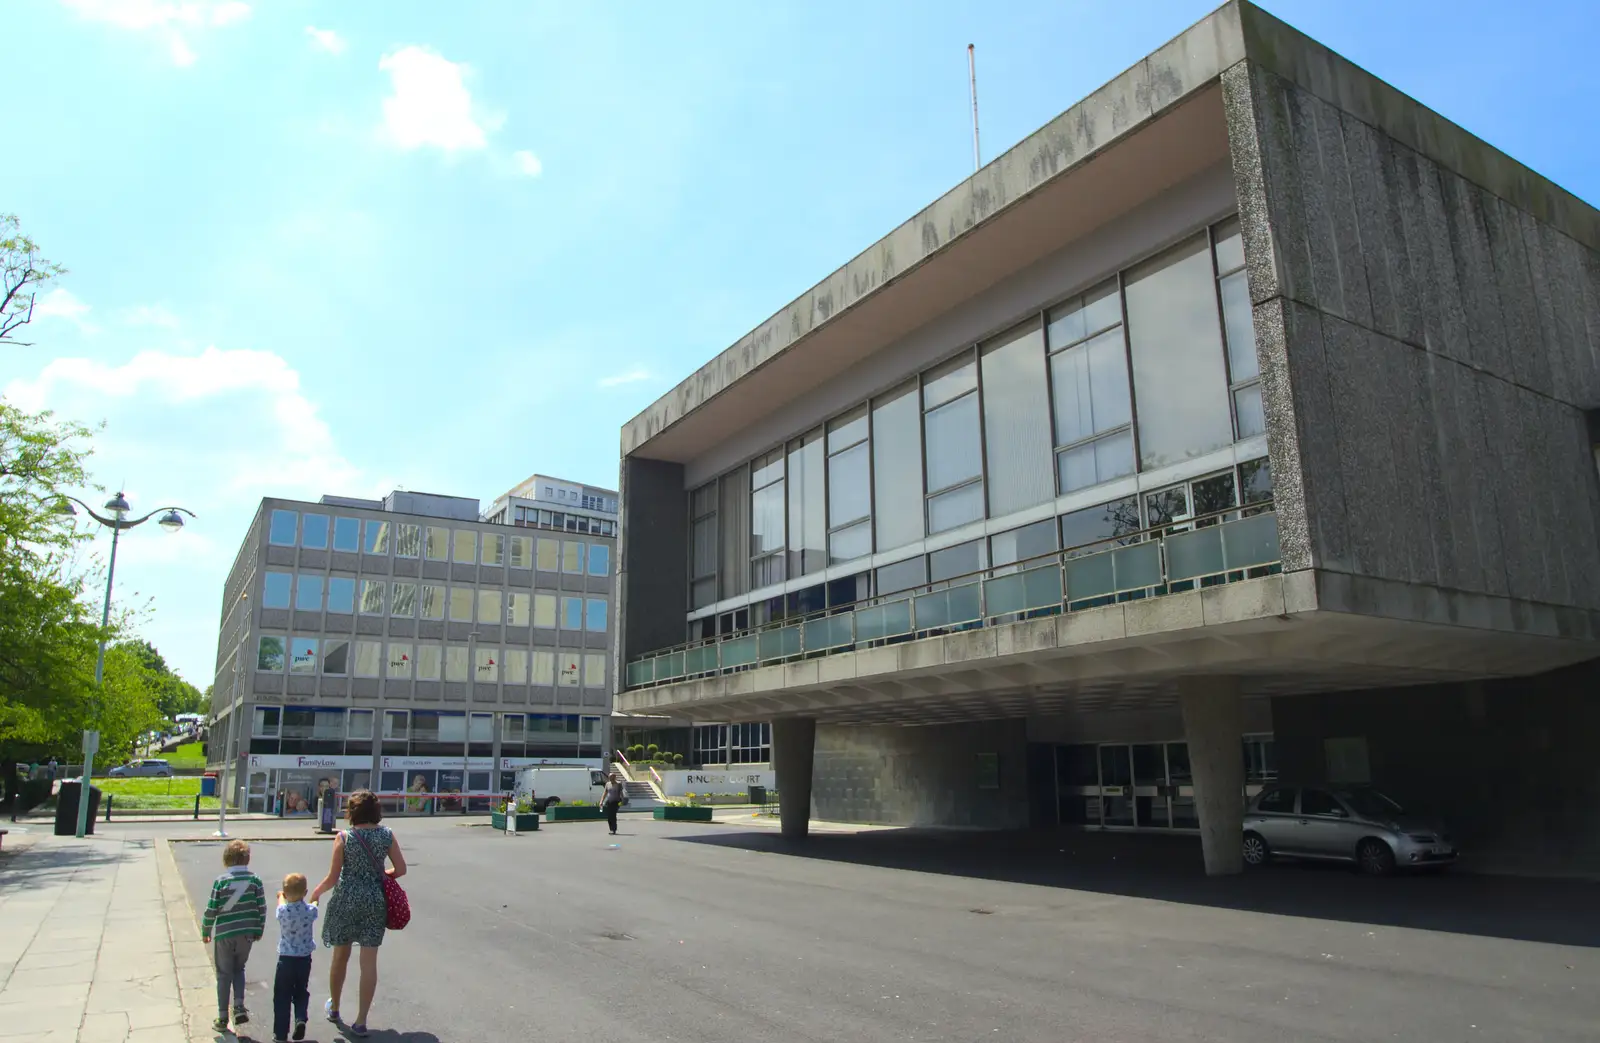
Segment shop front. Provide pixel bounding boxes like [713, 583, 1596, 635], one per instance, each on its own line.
[245, 753, 608, 815]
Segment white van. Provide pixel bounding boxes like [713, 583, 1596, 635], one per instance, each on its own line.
[515, 767, 608, 812]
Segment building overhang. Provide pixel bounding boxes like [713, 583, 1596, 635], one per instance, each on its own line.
[614, 571, 1600, 726]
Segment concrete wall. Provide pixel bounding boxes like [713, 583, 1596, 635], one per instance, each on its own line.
[811, 720, 1029, 829]
[619, 456, 687, 660]
[1270, 658, 1600, 876]
[1225, 50, 1600, 613]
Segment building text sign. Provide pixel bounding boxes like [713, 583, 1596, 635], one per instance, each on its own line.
[659, 770, 774, 796]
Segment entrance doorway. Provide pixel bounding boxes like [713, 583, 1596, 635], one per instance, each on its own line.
[1054, 735, 1274, 831]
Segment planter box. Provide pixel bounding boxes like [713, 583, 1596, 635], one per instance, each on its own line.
[543, 805, 602, 822]
[490, 811, 540, 831]
[654, 806, 714, 822]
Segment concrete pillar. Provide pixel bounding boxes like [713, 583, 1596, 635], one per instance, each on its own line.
[1178, 676, 1245, 876]
[771, 718, 816, 839]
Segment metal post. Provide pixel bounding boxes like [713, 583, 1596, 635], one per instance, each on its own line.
[968, 44, 981, 171]
[75, 521, 121, 840]
[216, 661, 239, 837]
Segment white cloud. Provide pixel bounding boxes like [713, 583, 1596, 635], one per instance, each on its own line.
[305, 25, 345, 55]
[119, 304, 181, 329]
[59, 0, 250, 66]
[511, 149, 543, 177]
[32, 288, 99, 333]
[597, 367, 653, 389]
[378, 46, 491, 151]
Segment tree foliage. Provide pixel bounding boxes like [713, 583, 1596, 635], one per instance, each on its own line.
[1, 214, 67, 346]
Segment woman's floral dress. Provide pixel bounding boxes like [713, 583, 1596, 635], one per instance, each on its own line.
[322, 825, 392, 948]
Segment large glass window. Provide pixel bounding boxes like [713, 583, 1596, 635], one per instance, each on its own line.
[360, 580, 385, 615]
[827, 406, 871, 565]
[750, 448, 786, 588]
[269, 509, 298, 546]
[531, 650, 555, 686]
[289, 637, 318, 674]
[327, 577, 355, 614]
[445, 646, 469, 682]
[419, 584, 444, 620]
[1124, 233, 1235, 470]
[1061, 497, 1142, 556]
[585, 598, 608, 632]
[383, 710, 408, 742]
[507, 592, 530, 627]
[1048, 278, 1134, 493]
[562, 597, 583, 630]
[258, 636, 286, 671]
[301, 514, 329, 550]
[503, 649, 529, 684]
[982, 318, 1054, 516]
[876, 555, 927, 594]
[872, 382, 923, 551]
[387, 642, 412, 679]
[533, 593, 556, 628]
[557, 653, 581, 687]
[991, 519, 1058, 572]
[1240, 457, 1273, 515]
[416, 643, 441, 681]
[294, 575, 323, 612]
[718, 465, 750, 599]
[363, 519, 390, 555]
[509, 535, 532, 569]
[353, 640, 382, 678]
[477, 589, 503, 625]
[262, 571, 292, 610]
[390, 582, 416, 617]
[929, 540, 984, 584]
[690, 483, 717, 609]
[448, 587, 474, 623]
[253, 706, 281, 737]
[787, 428, 826, 577]
[588, 543, 610, 577]
[349, 709, 373, 740]
[562, 541, 584, 574]
[453, 530, 477, 564]
[425, 526, 448, 561]
[394, 523, 420, 558]
[583, 653, 607, 688]
[475, 648, 499, 684]
[536, 538, 559, 571]
[333, 516, 360, 552]
[322, 639, 349, 675]
[1214, 217, 1263, 439]
[481, 533, 506, 566]
[923, 354, 983, 533]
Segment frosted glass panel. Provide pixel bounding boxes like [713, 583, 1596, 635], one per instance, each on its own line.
[981, 319, 1054, 517]
[872, 383, 923, 551]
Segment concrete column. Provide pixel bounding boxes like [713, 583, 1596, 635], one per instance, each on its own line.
[1178, 676, 1245, 876]
[771, 717, 816, 839]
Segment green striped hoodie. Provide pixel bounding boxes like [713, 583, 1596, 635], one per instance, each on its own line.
[201, 866, 267, 942]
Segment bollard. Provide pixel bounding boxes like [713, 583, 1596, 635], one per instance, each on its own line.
[104, 794, 112, 822]
[193, 794, 200, 820]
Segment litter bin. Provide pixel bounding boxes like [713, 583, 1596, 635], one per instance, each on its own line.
[200, 773, 217, 798]
[54, 781, 102, 836]
[748, 785, 767, 806]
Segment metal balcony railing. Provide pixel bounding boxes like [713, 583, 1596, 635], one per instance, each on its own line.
[625, 504, 1280, 690]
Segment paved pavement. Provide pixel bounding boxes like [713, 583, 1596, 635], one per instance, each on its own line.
[167, 816, 1599, 1043]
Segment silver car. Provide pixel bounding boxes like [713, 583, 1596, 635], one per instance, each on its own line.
[1242, 785, 1456, 875]
[109, 758, 173, 778]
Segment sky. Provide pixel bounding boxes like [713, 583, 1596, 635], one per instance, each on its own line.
[2, 0, 1596, 689]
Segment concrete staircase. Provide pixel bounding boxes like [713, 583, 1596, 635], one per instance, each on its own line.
[624, 781, 663, 810]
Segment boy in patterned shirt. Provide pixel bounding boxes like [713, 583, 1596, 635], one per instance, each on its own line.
[273, 872, 319, 1042]
[200, 840, 267, 1034]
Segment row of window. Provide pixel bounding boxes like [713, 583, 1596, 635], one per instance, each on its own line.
[689, 216, 1260, 608]
[252, 705, 601, 745]
[690, 722, 772, 764]
[260, 572, 609, 631]
[267, 510, 611, 574]
[510, 506, 617, 536]
[256, 635, 607, 687]
[690, 458, 1272, 636]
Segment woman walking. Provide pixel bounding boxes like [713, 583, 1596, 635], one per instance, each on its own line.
[308, 789, 406, 1038]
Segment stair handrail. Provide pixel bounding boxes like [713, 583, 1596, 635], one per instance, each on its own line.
[612, 749, 636, 783]
[646, 765, 667, 803]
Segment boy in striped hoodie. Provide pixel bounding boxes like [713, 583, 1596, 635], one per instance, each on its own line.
[201, 839, 267, 1034]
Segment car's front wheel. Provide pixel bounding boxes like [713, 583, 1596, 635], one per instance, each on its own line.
[1357, 838, 1396, 877]
[1242, 831, 1271, 867]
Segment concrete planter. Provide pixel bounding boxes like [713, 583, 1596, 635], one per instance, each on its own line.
[490, 811, 540, 831]
[543, 805, 602, 822]
[654, 806, 714, 822]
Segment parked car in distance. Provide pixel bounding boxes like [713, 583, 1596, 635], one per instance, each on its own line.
[1243, 785, 1455, 876]
[109, 758, 174, 778]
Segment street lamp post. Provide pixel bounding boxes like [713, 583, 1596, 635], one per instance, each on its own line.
[57, 492, 195, 839]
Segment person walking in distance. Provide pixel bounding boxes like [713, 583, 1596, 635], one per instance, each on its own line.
[200, 840, 267, 1035]
[601, 773, 626, 835]
[273, 873, 318, 1042]
[309, 789, 406, 1038]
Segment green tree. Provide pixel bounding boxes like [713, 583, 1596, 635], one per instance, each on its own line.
[121, 638, 204, 719]
[1, 215, 67, 347]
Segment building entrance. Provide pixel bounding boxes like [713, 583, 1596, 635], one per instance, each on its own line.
[1055, 736, 1274, 831]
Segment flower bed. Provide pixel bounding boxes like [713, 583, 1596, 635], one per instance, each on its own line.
[543, 804, 602, 822]
[490, 810, 540, 831]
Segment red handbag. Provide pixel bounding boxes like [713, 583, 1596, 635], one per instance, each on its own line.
[348, 829, 410, 930]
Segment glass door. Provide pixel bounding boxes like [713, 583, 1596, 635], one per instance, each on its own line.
[246, 771, 269, 813]
[1166, 741, 1198, 828]
[1131, 743, 1169, 828]
[1098, 744, 1135, 827]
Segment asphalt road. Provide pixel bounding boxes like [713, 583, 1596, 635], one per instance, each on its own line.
[172, 815, 1600, 1043]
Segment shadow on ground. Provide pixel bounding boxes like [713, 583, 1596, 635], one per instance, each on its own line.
[0, 837, 141, 893]
[673, 827, 1600, 948]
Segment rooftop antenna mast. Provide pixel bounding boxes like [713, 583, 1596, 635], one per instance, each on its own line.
[968, 43, 981, 170]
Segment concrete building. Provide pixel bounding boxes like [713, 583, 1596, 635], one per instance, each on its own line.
[614, 0, 1600, 875]
[482, 474, 619, 538]
[210, 487, 616, 816]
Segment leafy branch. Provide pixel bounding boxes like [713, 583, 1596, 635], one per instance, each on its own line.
[1, 214, 67, 347]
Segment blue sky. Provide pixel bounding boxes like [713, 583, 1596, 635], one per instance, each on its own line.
[2, 0, 1595, 688]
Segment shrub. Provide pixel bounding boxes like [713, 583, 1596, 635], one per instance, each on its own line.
[646, 743, 659, 757]
[671, 752, 684, 765]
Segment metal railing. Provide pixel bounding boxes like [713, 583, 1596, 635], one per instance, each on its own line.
[627, 504, 1280, 689]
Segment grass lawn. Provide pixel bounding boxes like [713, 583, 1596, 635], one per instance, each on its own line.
[165, 742, 207, 770]
[97, 776, 219, 810]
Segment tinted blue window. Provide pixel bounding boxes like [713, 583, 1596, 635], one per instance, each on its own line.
[269, 509, 298, 546]
[562, 597, 582, 630]
[262, 572, 292, 609]
[327, 577, 356, 614]
[301, 514, 329, 550]
[587, 544, 610, 576]
[333, 517, 360, 552]
[295, 575, 323, 612]
[585, 598, 608, 632]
